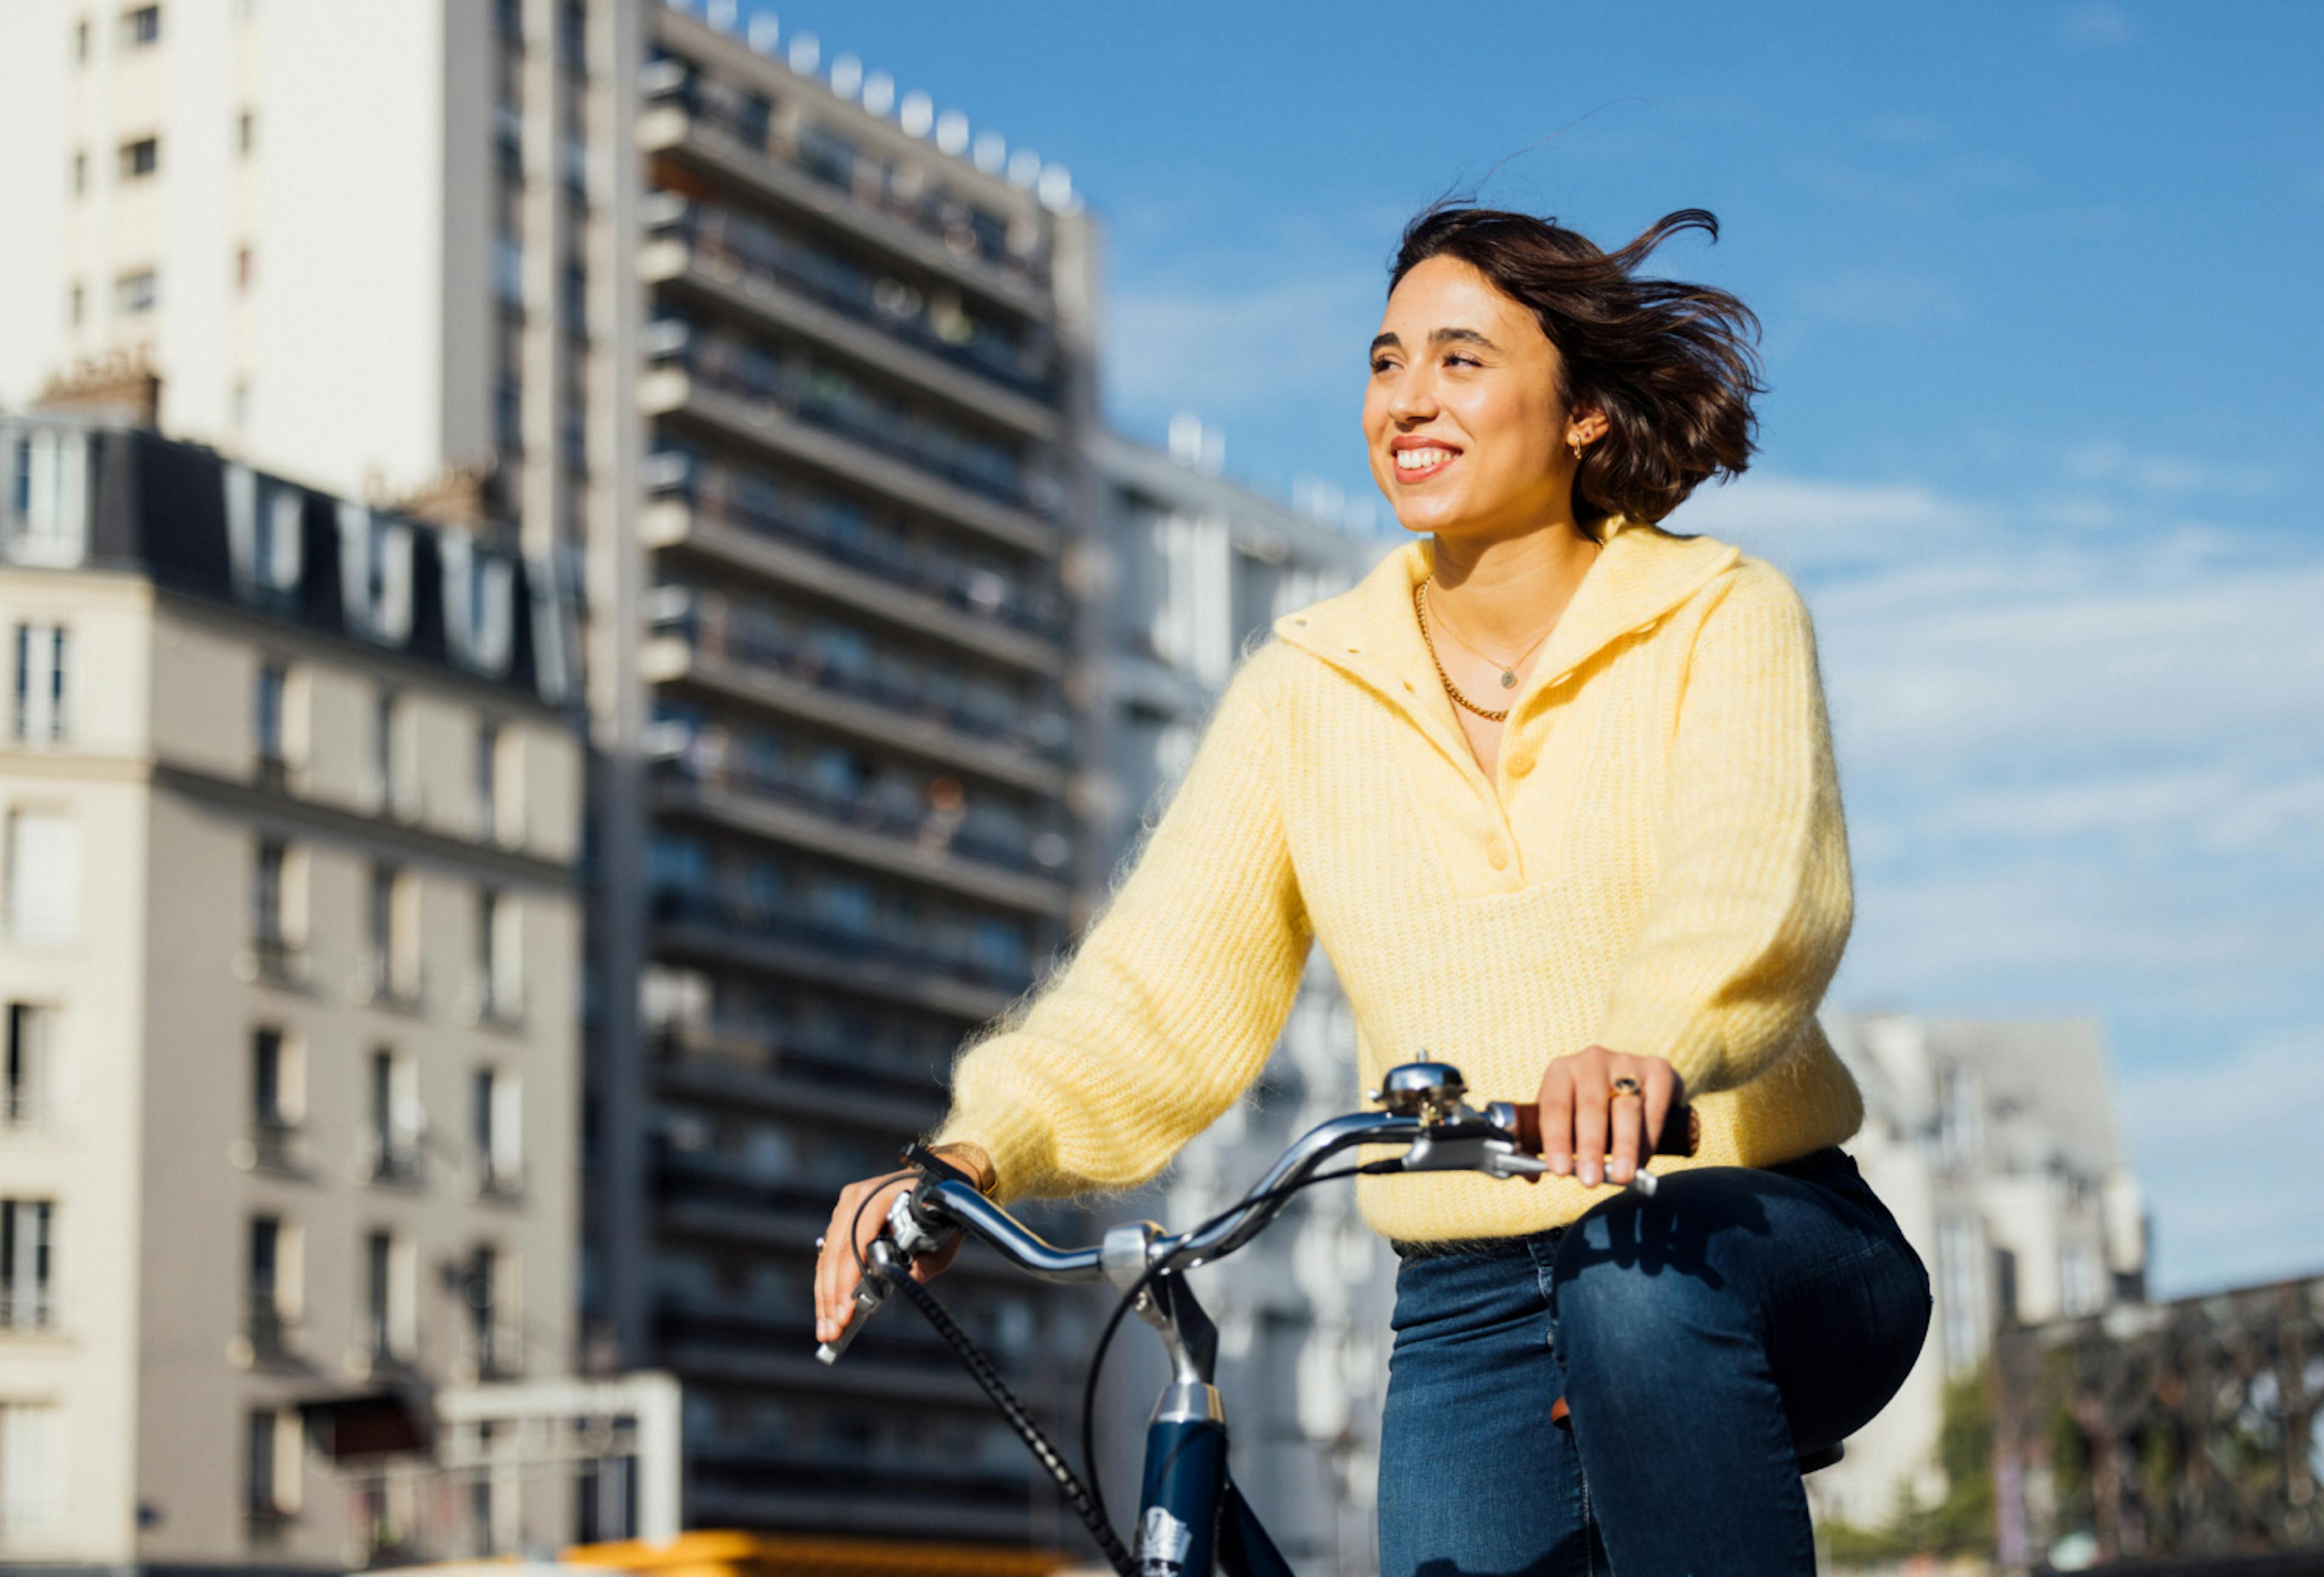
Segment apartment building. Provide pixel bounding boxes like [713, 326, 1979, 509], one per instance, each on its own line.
[1813, 1011, 2150, 1529]
[603, 4, 1103, 1541]
[0, 413, 585, 1564]
[1091, 430, 1393, 1577]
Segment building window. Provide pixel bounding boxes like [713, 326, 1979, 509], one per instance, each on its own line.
[465, 1244, 511, 1377]
[254, 659, 287, 777]
[472, 1066, 521, 1194]
[364, 1228, 412, 1366]
[559, 260, 586, 335]
[237, 107, 255, 156]
[494, 0, 520, 44]
[494, 375, 523, 452]
[2, 1198, 57, 1329]
[245, 1406, 300, 1527]
[0, 1402, 62, 1541]
[75, 18, 91, 61]
[366, 1048, 421, 1184]
[246, 1214, 295, 1353]
[236, 243, 255, 292]
[475, 723, 500, 838]
[12, 623, 68, 743]
[253, 838, 284, 942]
[249, 1027, 301, 1168]
[371, 690, 399, 811]
[4, 811, 79, 944]
[117, 268, 157, 314]
[71, 149, 87, 195]
[558, 0, 585, 70]
[118, 136, 159, 180]
[493, 233, 524, 309]
[5, 1004, 50, 1128]
[120, 5, 161, 48]
[476, 889, 520, 1021]
[68, 281, 84, 326]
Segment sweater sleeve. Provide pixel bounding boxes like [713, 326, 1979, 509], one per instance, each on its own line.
[1592, 563, 1853, 1097]
[928, 671, 1311, 1202]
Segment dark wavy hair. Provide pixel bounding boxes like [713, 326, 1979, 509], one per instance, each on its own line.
[1389, 205, 1764, 530]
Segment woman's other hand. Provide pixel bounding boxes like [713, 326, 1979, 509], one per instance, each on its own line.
[812, 1146, 991, 1343]
[1535, 1046, 1684, 1188]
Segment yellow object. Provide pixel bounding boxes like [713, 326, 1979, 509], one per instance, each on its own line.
[934, 521, 1865, 1243]
[563, 1529, 1071, 1577]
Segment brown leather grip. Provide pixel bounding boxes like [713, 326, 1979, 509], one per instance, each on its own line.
[1509, 1101, 1699, 1159]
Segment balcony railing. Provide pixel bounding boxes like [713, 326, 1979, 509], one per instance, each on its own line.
[351, 948, 424, 1012]
[642, 60, 1048, 292]
[648, 886, 1034, 997]
[651, 1021, 949, 1105]
[246, 1301, 297, 1359]
[362, 1133, 427, 1188]
[249, 1118, 306, 1175]
[648, 452, 1069, 642]
[245, 935, 306, 989]
[649, 597, 1074, 764]
[648, 195, 1057, 401]
[649, 754, 1063, 880]
[646, 318, 1039, 511]
[0, 1285, 55, 1331]
[655, 1297, 1028, 1380]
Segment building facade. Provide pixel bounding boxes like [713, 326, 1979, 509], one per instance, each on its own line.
[0, 414, 585, 1564]
[1814, 1011, 2150, 1530]
[1091, 430, 1394, 1577]
[599, 1, 1105, 1544]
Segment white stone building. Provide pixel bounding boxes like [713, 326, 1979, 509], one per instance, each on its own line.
[0, 412, 584, 1566]
[1813, 1011, 2149, 1529]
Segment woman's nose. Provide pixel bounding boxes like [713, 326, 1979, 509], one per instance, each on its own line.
[1386, 365, 1439, 423]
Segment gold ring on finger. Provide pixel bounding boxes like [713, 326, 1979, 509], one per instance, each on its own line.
[1609, 1076, 1644, 1099]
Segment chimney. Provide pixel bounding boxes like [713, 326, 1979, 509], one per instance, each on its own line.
[37, 349, 162, 429]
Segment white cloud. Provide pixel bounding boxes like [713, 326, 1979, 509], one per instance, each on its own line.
[1693, 468, 2324, 1296]
[2118, 1029, 2324, 1296]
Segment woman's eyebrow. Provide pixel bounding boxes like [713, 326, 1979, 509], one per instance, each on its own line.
[1367, 328, 1502, 354]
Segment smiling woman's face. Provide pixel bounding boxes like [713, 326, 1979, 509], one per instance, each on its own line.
[1363, 254, 1590, 540]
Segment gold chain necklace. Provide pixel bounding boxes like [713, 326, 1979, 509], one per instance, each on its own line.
[1416, 578, 1529, 722]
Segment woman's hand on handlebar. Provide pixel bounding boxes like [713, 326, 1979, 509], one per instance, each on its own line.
[1535, 1046, 1684, 1188]
[812, 1145, 992, 1343]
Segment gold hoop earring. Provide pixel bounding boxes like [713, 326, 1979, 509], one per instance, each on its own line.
[1569, 438, 1585, 462]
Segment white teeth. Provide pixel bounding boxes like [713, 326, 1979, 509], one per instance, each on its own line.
[1396, 447, 1454, 470]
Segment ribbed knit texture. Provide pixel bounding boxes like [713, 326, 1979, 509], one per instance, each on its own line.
[933, 520, 1864, 1242]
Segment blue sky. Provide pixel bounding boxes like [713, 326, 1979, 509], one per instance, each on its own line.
[747, 2, 2324, 1296]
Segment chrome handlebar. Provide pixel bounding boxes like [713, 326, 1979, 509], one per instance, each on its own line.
[816, 1059, 1621, 1365]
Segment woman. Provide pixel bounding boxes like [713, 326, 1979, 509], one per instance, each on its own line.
[816, 204, 1931, 1576]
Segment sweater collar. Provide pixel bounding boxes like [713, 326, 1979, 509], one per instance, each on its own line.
[1275, 516, 1742, 749]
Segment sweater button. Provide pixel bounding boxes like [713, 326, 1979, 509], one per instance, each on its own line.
[1486, 838, 1509, 869]
[1507, 753, 1534, 777]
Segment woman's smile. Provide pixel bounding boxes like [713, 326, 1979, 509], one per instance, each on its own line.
[1391, 434, 1462, 482]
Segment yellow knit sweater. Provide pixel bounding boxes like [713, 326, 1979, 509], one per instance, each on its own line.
[933, 519, 1863, 1242]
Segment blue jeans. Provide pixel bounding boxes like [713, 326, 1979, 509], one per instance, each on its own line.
[1376, 1148, 1931, 1576]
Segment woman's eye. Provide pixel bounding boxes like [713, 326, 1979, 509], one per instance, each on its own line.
[1445, 354, 1480, 369]
[1370, 357, 1397, 374]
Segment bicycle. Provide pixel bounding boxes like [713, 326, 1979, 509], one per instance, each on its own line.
[818, 1059, 1747, 1577]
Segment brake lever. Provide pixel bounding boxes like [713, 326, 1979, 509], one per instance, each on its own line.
[815, 1188, 959, 1365]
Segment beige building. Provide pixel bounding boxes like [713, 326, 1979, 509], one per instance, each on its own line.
[0, 412, 584, 1565]
[1814, 1011, 2149, 1530]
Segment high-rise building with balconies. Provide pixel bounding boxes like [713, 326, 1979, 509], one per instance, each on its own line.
[597, 3, 1104, 1544]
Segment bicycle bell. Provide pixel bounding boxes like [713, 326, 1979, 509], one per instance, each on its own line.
[1368, 1060, 1469, 1125]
